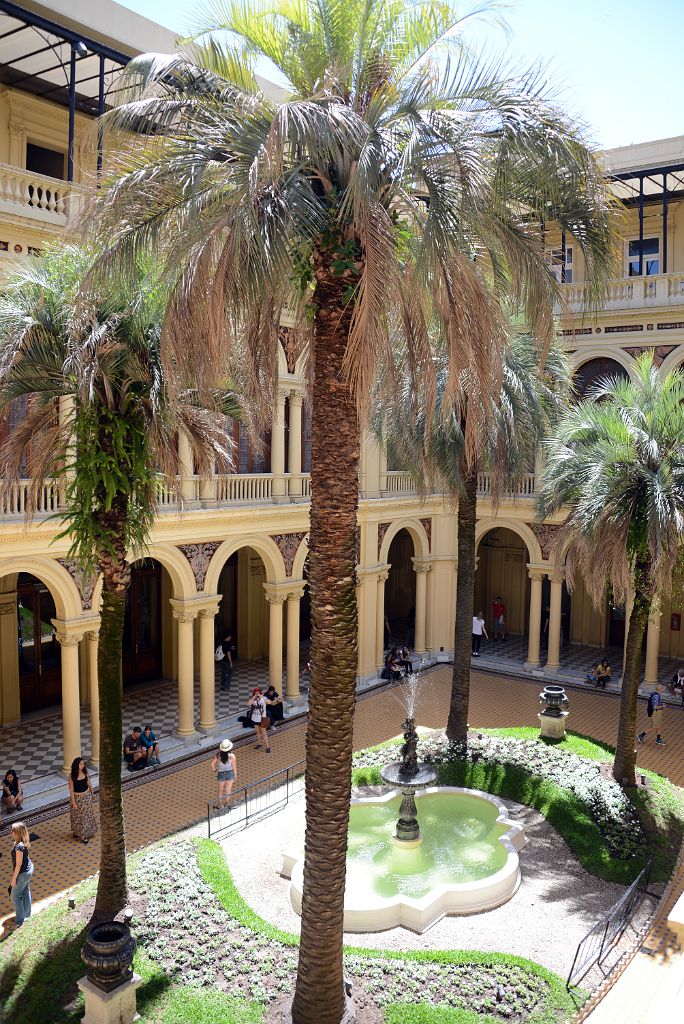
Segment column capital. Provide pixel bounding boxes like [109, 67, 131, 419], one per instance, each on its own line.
[377, 569, 390, 584]
[52, 617, 97, 644]
[288, 390, 304, 407]
[287, 586, 306, 601]
[54, 631, 82, 647]
[170, 598, 199, 623]
[528, 569, 546, 583]
[412, 558, 433, 575]
[0, 595, 16, 615]
[546, 568, 566, 583]
[263, 584, 288, 605]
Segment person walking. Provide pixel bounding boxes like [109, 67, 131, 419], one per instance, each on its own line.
[492, 596, 506, 641]
[472, 611, 488, 657]
[638, 685, 666, 746]
[210, 740, 237, 809]
[68, 757, 98, 844]
[247, 688, 270, 752]
[1, 769, 23, 815]
[218, 629, 234, 691]
[8, 821, 33, 928]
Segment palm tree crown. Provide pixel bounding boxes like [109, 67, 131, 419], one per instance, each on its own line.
[537, 353, 684, 607]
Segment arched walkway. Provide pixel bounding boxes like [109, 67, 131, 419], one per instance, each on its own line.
[571, 354, 632, 398]
[376, 518, 432, 667]
[475, 526, 534, 639]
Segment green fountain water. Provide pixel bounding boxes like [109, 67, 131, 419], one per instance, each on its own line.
[346, 791, 509, 901]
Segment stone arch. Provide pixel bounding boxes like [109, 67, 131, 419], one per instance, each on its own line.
[0, 555, 82, 620]
[204, 534, 286, 594]
[379, 518, 430, 564]
[570, 350, 634, 396]
[475, 518, 542, 563]
[90, 542, 197, 611]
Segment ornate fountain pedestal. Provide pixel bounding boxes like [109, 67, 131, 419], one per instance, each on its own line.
[380, 763, 438, 845]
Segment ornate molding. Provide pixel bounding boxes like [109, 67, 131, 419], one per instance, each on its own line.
[0, 598, 16, 615]
[271, 531, 307, 576]
[413, 560, 432, 575]
[57, 559, 95, 610]
[623, 344, 677, 368]
[377, 522, 391, 558]
[531, 524, 562, 561]
[54, 631, 81, 647]
[264, 589, 287, 605]
[419, 517, 432, 551]
[177, 541, 221, 591]
[278, 325, 298, 373]
[171, 607, 197, 623]
[377, 569, 390, 584]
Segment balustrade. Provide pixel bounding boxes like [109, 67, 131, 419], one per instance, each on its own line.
[0, 164, 82, 228]
[384, 471, 415, 494]
[559, 272, 684, 313]
[477, 472, 536, 498]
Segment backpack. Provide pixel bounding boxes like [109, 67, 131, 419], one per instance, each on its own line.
[647, 692, 658, 717]
[214, 645, 225, 663]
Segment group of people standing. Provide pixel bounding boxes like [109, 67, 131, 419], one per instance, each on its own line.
[472, 597, 507, 656]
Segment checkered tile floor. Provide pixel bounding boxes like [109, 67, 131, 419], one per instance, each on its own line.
[1, 655, 308, 783]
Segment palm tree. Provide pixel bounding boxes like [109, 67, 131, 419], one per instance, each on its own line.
[379, 332, 571, 745]
[537, 353, 684, 786]
[0, 245, 239, 919]
[84, 3, 613, 1019]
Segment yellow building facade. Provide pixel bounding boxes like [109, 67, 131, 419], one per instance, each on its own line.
[1, 2, 684, 781]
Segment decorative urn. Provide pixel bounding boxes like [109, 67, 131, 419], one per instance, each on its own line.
[539, 684, 569, 717]
[81, 921, 136, 992]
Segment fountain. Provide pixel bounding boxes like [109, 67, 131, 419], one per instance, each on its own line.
[282, 674, 526, 933]
[378, 716, 437, 846]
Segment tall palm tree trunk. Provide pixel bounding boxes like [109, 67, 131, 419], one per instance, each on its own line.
[93, 499, 130, 920]
[292, 261, 359, 1024]
[613, 580, 652, 787]
[446, 465, 477, 744]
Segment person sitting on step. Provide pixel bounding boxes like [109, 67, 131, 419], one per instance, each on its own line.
[140, 724, 161, 766]
[123, 727, 147, 771]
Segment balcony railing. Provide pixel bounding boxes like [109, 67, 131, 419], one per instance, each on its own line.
[477, 472, 536, 498]
[384, 471, 416, 494]
[0, 478, 63, 517]
[0, 164, 83, 230]
[560, 272, 684, 313]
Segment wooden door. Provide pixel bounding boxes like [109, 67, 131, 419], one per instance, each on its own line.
[123, 563, 162, 685]
[17, 576, 61, 712]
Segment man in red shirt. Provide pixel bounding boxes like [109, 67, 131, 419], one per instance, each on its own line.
[492, 596, 506, 641]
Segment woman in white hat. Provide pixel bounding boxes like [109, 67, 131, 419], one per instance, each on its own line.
[210, 740, 237, 809]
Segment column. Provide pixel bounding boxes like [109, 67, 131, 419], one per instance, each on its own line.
[286, 587, 304, 697]
[545, 569, 565, 674]
[171, 602, 197, 737]
[264, 588, 286, 687]
[412, 559, 432, 654]
[525, 570, 545, 669]
[178, 431, 195, 502]
[198, 601, 221, 731]
[199, 459, 217, 504]
[376, 569, 389, 668]
[644, 599, 662, 687]
[54, 628, 83, 774]
[379, 446, 388, 493]
[271, 391, 287, 501]
[87, 631, 100, 766]
[288, 392, 303, 498]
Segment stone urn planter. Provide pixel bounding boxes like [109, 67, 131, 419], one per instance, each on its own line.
[538, 685, 569, 739]
[81, 921, 136, 991]
[78, 921, 141, 1024]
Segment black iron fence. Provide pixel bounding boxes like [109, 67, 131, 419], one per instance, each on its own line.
[567, 859, 653, 989]
[207, 760, 305, 840]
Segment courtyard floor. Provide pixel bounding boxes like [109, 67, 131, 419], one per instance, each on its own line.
[1, 665, 682, 1023]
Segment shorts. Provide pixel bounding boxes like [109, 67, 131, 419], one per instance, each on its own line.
[217, 770, 235, 782]
[650, 708, 663, 731]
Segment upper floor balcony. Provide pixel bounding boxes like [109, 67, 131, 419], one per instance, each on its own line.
[560, 272, 684, 315]
[0, 164, 83, 232]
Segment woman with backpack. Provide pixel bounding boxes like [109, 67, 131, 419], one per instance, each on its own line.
[247, 687, 270, 752]
[210, 739, 237, 809]
[638, 686, 666, 746]
[215, 629, 234, 691]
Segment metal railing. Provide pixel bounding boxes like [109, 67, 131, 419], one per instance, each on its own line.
[566, 859, 653, 989]
[207, 759, 305, 840]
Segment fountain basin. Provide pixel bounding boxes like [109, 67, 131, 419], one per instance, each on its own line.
[282, 787, 526, 933]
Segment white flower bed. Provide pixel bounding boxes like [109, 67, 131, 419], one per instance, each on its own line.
[353, 733, 645, 860]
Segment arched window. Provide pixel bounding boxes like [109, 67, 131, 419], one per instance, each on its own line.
[573, 358, 629, 400]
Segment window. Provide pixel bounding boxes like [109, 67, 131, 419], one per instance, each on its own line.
[26, 143, 65, 180]
[627, 237, 659, 277]
[547, 246, 573, 284]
